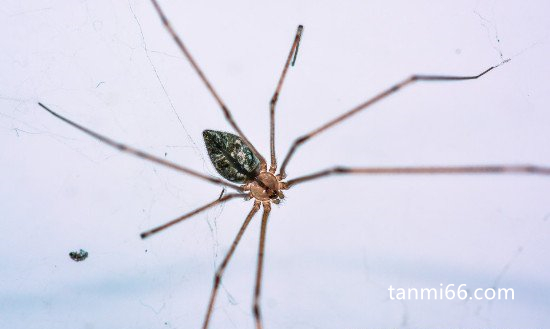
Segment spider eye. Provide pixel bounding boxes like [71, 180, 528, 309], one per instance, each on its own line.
[203, 130, 260, 183]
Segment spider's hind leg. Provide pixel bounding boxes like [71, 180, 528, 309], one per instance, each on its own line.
[37, 103, 243, 191]
[140, 193, 248, 239]
[149, 0, 266, 168]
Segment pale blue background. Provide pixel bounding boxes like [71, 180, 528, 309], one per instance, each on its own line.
[1, 0, 550, 328]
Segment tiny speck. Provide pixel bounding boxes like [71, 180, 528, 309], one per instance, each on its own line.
[455, 48, 462, 55]
[165, 152, 168, 157]
[69, 249, 89, 262]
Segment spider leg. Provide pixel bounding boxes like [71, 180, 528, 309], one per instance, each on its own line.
[278, 60, 510, 179]
[217, 188, 226, 200]
[149, 0, 266, 169]
[202, 201, 261, 329]
[38, 103, 242, 191]
[253, 202, 271, 329]
[286, 164, 550, 188]
[269, 25, 304, 173]
[140, 193, 248, 239]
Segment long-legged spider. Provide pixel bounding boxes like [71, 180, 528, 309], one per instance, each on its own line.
[37, 0, 550, 328]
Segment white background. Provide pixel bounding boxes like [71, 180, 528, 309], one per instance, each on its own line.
[1, 0, 550, 328]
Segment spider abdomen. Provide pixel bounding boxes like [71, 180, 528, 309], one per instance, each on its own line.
[203, 130, 260, 183]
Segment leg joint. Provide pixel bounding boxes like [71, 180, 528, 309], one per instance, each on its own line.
[253, 303, 261, 317]
[270, 93, 279, 105]
[333, 166, 349, 173]
[214, 273, 221, 285]
[295, 135, 308, 145]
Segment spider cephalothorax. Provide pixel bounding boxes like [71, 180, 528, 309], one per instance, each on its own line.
[244, 170, 286, 203]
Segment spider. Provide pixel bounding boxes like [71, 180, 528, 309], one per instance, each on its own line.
[37, 0, 550, 328]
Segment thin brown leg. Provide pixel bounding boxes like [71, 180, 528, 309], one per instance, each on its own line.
[278, 60, 510, 178]
[38, 103, 242, 191]
[286, 164, 550, 188]
[269, 25, 304, 173]
[253, 202, 271, 329]
[202, 201, 261, 329]
[140, 193, 248, 239]
[149, 0, 266, 169]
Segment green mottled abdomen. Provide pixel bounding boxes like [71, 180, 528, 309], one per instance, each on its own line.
[203, 130, 260, 183]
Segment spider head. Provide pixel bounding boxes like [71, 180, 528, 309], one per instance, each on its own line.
[246, 171, 285, 203]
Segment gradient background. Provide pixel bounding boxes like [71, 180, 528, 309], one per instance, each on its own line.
[1, 0, 550, 328]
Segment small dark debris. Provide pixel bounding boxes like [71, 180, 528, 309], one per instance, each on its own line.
[69, 249, 89, 262]
[164, 152, 168, 157]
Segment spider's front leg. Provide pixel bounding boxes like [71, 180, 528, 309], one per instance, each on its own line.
[253, 202, 271, 329]
[278, 62, 509, 179]
[285, 165, 550, 188]
[202, 201, 261, 329]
